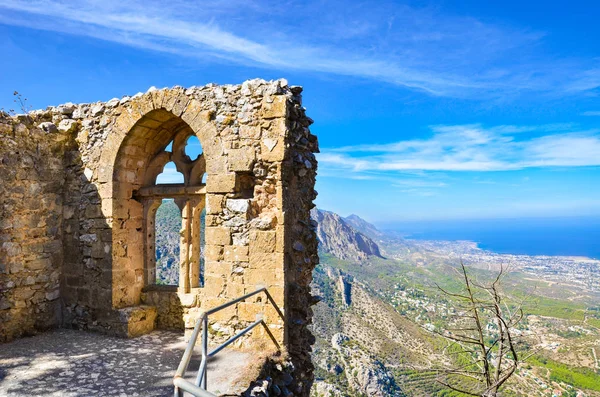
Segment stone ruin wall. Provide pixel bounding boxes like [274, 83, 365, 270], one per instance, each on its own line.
[0, 115, 67, 340]
[0, 79, 319, 395]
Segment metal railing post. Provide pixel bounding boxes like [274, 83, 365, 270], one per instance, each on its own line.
[174, 287, 285, 397]
[201, 315, 208, 390]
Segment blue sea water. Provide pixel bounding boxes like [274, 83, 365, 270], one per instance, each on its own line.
[384, 216, 600, 259]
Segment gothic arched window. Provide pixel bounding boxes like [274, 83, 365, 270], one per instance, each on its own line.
[135, 132, 207, 292]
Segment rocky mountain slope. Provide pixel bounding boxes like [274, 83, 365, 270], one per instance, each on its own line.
[310, 209, 383, 261]
[344, 214, 384, 241]
[310, 266, 449, 397]
[155, 200, 206, 286]
[155, 199, 181, 285]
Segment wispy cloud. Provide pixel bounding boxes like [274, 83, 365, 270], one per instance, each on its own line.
[1, 0, 599, 97]
[319, 123, 600, 173]
[582, 111, 600, 116]
[397, 188, 438, 197]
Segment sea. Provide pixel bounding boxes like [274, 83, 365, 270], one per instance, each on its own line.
[384, 216, 600, 260]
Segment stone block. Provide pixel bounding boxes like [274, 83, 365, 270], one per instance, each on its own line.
[202, 275, 225, 297]
[249, 230, 276, 254]
[113, 241, 127, 257]
[265, 286, 284, 305]
[225, 198, 250, 214]
[260, 137, 286, 162]
[223, 245, 249, 262]
[205, 227, 231, 246]
[275, 226, 285, 253]
[22, 242, 45, 255]
[101, 199, 113, 216]
[183, 307, 204, 330]
[248, 252, 284, 270]
[204, 298, 236, 322]
[206, 174, 237, 193]
[261, 96, 288, 119]
[25, 258, 51, 271]
[206, 260, 233, 277]
[225, 282, 245, 299]
[13, 287, 36, 300]
[115, 305, 157, 337]
[204, 245, 224, 261]
[91, 242, 108, 259]
[245, 268, 284, 287]
[239, 124, 261, 140]
[206, 194, 225, 215]
[263, 303, 285, 324]
[238, 302, 263, 322]
[113, 269, 136, 289]
[204, 215, 219, 227]
[178, 293, 197, 308]
[228, 147, 256, 172]
[198, 133, 223, 160]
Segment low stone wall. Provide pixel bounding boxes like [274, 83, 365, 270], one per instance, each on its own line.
[0, 115, 68, 342]
[141, 288, 184, 330]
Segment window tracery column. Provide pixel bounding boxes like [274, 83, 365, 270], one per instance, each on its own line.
[135, 129, 207, 293]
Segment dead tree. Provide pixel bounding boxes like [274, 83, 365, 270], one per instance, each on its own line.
[434, 263, 532, 397]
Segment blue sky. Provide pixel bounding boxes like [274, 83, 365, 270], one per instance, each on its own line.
[1, 0, 600, 223]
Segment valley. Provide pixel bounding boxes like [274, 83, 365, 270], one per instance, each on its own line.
[309, 209, 600, 397]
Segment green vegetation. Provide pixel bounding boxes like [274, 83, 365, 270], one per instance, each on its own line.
[529, 356, 600, 392]
[393, 369, 473, 397]
[587, 316, 600, 329]
[522, 295, 586, 321]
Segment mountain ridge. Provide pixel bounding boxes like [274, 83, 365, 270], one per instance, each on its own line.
[311, 208, 383, 261]
[344, 214, 384, 241]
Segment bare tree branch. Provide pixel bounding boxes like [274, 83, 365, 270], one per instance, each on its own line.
[434, 261, 530, 397]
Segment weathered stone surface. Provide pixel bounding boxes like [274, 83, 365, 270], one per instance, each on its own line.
[58, 102, 75, 115]
[206, 173, 237, 193]
[205, 227, 232, 246]
[90, 104, 105, 116]
[38, 122, 58, 133]
[223, 245, 249, 262]
[206, 194, 224, 214]
[226, 198, 250, 213]
[250, 230, 277, 254]
[228, 147, 256, 171]
[58, 119, 78, 133]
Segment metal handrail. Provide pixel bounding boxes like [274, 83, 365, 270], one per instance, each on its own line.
[173, 287, 285, 397]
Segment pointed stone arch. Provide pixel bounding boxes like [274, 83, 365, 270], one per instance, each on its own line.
[109, 105, 214, 310]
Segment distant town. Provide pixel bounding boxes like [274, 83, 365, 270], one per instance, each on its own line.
[398, 239, 600, 294]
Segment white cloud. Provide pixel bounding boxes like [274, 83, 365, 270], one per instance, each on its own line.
[582, 111, 600, 116]
[0, 0, 599, 98]
[319, 124, 600, 173]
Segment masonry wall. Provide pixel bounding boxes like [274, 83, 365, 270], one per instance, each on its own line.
[0, 79, 319, 396]
[0, 116, 67, 342]
[281, 89, 320, 390]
